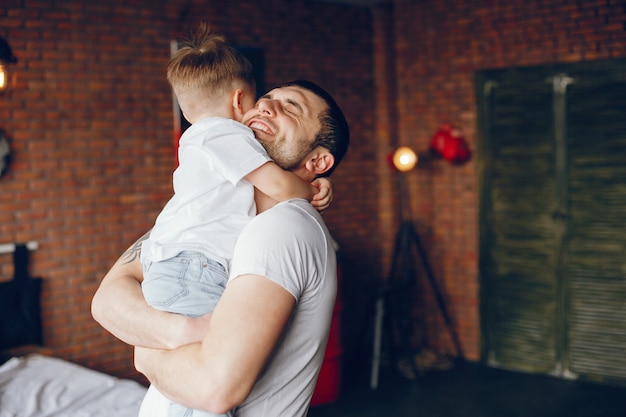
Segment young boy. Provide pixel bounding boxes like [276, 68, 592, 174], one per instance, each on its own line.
[139, 24, 331, 417]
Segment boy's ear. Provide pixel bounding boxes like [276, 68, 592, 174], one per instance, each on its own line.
[232, 89, 246, 118]
[305, 149, 335, 176]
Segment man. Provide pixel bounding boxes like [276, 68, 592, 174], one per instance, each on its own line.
[91, 80, 350, 417]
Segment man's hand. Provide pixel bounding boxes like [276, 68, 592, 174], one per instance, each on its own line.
[311, 177, 333, 212]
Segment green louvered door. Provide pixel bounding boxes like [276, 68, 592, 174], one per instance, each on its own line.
[477, 59, 626, 386]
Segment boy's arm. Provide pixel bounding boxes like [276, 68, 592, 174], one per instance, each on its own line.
[254, 179, 333, 213]
[245, 161, 316, 204]
[247, 162, 333, 212]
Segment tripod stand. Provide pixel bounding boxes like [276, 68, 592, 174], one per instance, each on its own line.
[370, 176, 463, 390]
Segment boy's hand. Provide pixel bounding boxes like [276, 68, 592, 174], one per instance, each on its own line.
[311, 177, 333, 212]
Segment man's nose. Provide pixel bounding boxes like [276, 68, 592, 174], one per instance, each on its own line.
[257, 99, 278, 116]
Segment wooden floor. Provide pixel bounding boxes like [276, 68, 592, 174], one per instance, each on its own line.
[308, 359, 626, 417]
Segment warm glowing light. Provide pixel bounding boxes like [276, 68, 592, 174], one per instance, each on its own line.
[0, 35, 17, 93]
[392, 146, 418, 172]
[0, 66, 6, 92]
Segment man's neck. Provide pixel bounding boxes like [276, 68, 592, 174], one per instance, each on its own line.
[254, 188, 278, 214]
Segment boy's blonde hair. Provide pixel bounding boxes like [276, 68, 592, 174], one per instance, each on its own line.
[168, 23, 255, 110]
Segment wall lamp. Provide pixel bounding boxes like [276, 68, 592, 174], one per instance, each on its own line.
[0, 35, 17, 93]
[390, 146, 419, 173]
[371, 144, 463, 389]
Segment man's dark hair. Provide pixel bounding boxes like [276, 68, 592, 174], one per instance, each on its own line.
[280, 80, 350, 176]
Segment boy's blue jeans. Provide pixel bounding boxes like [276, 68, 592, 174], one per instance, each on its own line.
[142, 251, 227, 318]
[141, 251, 232, 417]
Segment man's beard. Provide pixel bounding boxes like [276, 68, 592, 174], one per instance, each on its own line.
[259, 138, 312, 172]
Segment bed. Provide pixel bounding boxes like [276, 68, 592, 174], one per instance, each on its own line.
[0, 243, 147, 417]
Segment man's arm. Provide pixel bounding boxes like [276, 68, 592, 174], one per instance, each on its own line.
[134, 273, 296, 414]
[91, 232, 208, 349]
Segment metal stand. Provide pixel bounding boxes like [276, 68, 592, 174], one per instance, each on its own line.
[370, 176, 463, 390]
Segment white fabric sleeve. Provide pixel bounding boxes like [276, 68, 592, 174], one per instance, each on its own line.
[203, 120, 271, 185]
[229, 202, 327, 300]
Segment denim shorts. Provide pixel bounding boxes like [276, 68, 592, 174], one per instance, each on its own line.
[142, 251, 227, 318]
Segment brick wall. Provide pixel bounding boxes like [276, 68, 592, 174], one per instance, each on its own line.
[1, 0, 624, 384]
[0, 0, 375, 382]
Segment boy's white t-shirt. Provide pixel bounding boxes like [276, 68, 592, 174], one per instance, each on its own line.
[141, 117, 271, 270]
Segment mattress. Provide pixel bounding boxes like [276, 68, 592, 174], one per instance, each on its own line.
[0, 353, 146, 417]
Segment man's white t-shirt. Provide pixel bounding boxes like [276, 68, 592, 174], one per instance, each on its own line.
[229, 199, 338, 417]
[141, 117, 271, 270]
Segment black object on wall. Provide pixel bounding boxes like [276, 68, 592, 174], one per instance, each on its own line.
[0, 244, 43, 350]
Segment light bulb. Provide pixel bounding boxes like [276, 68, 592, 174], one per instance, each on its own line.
[0, 65, 6, 92]
[392, 146, 418, 172]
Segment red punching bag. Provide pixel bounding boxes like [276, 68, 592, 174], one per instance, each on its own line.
[430, 125, 471, 164]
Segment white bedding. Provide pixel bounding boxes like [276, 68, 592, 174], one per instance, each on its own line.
[0, 354, 146, 417]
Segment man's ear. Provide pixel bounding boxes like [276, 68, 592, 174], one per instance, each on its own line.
[305, 149, 335, 176]
[231, 89, 246, 119]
